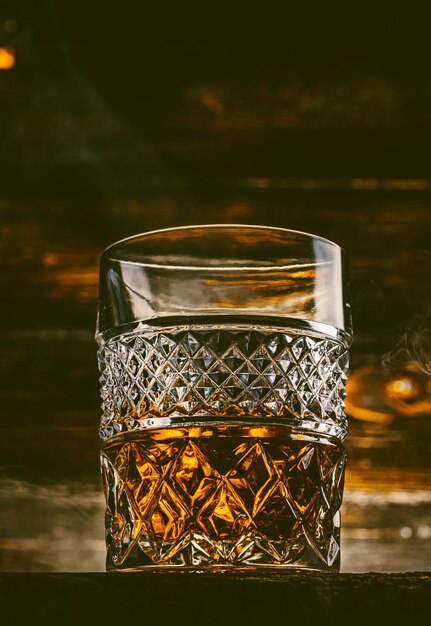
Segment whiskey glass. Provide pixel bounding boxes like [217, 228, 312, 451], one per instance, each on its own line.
[96, 225, 353, 571]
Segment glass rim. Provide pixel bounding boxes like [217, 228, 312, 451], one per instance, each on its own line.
[100, 223, 346, 271]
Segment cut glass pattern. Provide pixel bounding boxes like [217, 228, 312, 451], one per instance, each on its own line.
[98, 325, 349, 441]
[101, 426, 346, 570]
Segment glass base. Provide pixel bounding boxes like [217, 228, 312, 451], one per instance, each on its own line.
[108, 564, 328, 574]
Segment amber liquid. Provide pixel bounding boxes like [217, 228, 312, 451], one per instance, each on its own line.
[101, 424, 345, 571]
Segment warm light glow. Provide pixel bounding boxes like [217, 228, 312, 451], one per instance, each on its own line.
[351, 178, 429, 190]
[385, 374, 431, 417]
[0, 46, 15, 70]
[201, 92, 225, 115]
[345, 367, 393, 423]
[385, 376, 419, 401]
[42, 253, 59, 267]
[346, 365, 431, 421]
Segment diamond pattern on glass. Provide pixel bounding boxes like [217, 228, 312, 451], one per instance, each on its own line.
[101, 427, 346, 570]
[100, 453, 142, 566]
[98, 325, 349, 440]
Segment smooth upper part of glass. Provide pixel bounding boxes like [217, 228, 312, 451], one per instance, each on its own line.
[96, 225, 352, 342]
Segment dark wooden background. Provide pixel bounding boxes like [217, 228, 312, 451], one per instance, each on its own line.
[0, 1, 430, 573]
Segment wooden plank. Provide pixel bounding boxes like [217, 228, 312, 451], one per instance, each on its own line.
[0, 572, 429, 625]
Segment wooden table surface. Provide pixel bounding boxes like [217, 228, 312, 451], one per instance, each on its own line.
[0, 3, 430, 577]
[0, 572, 430, 626]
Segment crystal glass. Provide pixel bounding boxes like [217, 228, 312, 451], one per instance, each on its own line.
[96, 225, 353, 571]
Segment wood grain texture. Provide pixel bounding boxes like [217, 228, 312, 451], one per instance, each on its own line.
[0, 572, 430, 626]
